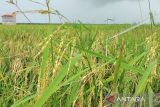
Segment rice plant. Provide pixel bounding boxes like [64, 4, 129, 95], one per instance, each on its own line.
[0, 24, 159, 107]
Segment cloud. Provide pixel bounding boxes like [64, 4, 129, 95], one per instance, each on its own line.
[85, 0, 144, 7]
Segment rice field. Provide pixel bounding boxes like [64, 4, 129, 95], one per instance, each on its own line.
[0, 24, 160, 107]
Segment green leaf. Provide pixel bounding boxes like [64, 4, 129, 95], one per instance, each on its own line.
[34, 54, 81, 107]
[148, 85, 153, 107]
[134, 60, 157, 96]
[129, 52, 147, 65]
[11, 94, 36, 107]
[66, 83, 80, 107]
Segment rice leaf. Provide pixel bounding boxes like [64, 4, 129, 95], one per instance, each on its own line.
[34, 54, 81, 107]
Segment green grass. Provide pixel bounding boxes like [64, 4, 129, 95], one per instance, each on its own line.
[0, 24, 159, 107]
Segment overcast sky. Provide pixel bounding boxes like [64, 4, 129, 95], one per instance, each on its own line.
[0, 0, 160, 24]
